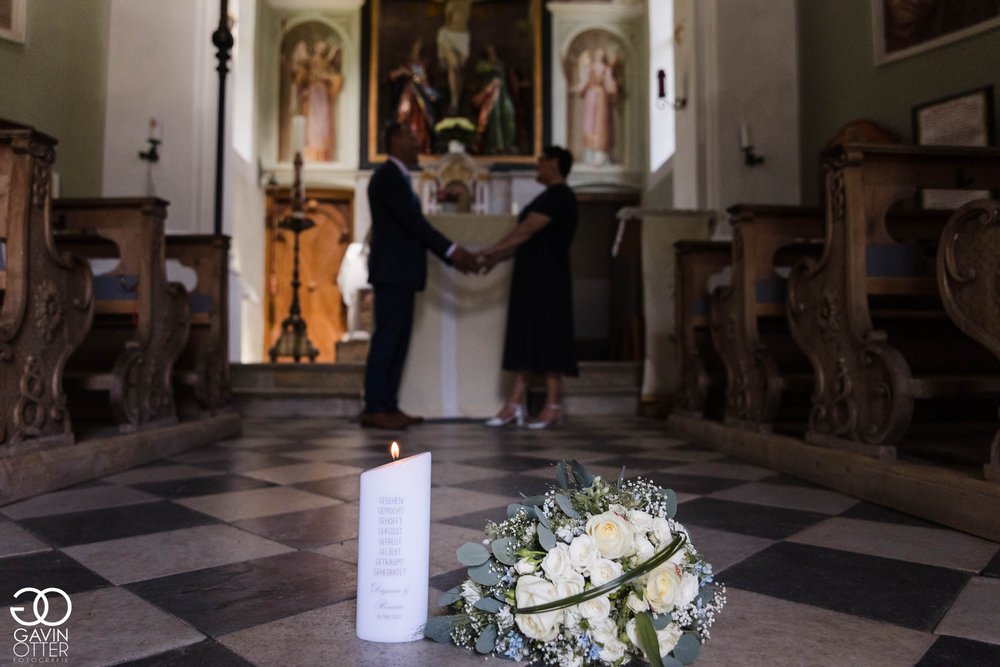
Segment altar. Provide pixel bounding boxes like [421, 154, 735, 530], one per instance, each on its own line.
[397, 214, 517, 418]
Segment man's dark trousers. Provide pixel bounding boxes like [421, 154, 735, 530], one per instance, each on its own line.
[363, 283, 415, 414]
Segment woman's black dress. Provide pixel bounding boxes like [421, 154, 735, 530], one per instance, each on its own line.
[501, 183, 579, 376]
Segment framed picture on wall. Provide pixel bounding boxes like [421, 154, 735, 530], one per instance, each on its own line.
[912, 86, 996, 208]
[873, 0, 1000, 64]
[0, 0, 26, 43]
[366, 0, 543, 164]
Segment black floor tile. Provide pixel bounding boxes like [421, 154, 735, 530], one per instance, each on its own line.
[458, 453, 559, 472]
[293, 475, 360, 501]
[758, 473, 819, 488]
[126, 551, 356, 636]
[839, 501, 942, 528]
[439, 506, 509, 531]
[0, 551, 111, 601]
[131, 475, 274, 498]
[983, 549, 1000, 578]
[195, 451, 305, 472]
[449, 473, 550, 497]
[18, 501, 218, 547]
[915, 635, 1000, 666]
[117, 640, 254, 667]
[429, 568, 467, 593]
[678, 497, 828, 539]
[590, 455, 697, 473]
[232, 503, 359, 549]
[644, 472, 748, 495]
[722, 542, 969, 631]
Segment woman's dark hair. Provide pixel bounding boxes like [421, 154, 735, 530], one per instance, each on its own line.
[542, 145, 573, 177]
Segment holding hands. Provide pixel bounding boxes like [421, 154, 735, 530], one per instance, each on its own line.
[450, 246, 502, 275]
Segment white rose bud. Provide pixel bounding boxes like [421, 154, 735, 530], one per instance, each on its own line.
[577, 593, 611, 621]
[540, 544, 574, 582]
[625, 617, 641, 649]
[651, 517, 672, 545]
[634, 535, 655, 562]
[628, 509, 653, 532]
[568, 534, 599, 573]
[657, 625, 683, 656]
[585, 511, 636, 559]
[627, 590, 649, 614]
[589, 617, 617, 646]
[514, 575, 563, 641]
[515, 557, 537, 575]
[599, 638, 627, 663]
[564, 607, 583, 631]
[644, 563, 682, 613]
[678, 572, 700, 608]
[555, 571, 585, 600]
[588, 558, 623, 587]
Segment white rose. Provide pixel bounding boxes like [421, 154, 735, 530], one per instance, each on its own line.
[670, 545, 688, 566]
[588, 617, 618, 646]
[678, 572, 700, 608]
[656, 625, 683, 656]
[515, 557, 537, 575]
[599, 638, 627, 663]
[628, 509, 653, 532]
[589, 558, 623, 587]
[634, 535, 655, 562]
[585, 511, 636, 559]
[644, 563, 682, 613]
[514, 575, 563, 641]
[563, 607, 583, 631]
[568, 534, 599, 573]
[577, 593, 611, 621]
[555, 571, 585, 600]
[626, 590, 649, 614]
[651, 517, 672, 544]
[625, 618, 642, 649]
[541, 544, 574, 581]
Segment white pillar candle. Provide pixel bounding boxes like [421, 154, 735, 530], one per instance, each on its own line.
[291, 114, 306, 155]
[356, 444, 431, 642]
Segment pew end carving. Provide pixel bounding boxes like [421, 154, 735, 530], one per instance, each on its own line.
[0, 120, 94, 453]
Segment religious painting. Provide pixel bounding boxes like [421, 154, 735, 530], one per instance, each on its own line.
[564, 29, 626, 168]
[0, 0, 26, 43]
[873, 0, 1000, 64]
[278, 20, 344, 163]
[368, 0, 542, 164]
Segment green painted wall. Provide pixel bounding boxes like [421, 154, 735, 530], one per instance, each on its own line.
[798, 0, 1000, 205]
[0, 0, 111, 196]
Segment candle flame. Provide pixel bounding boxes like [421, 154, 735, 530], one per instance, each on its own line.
[390, 441, 400, 460]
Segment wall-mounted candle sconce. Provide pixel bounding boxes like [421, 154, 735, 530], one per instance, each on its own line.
[739, 122, 764, 166]
[655, 69, 687, 110]
[138, 118, 162, 163]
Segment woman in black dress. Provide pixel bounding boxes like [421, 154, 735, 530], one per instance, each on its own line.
[480, 145, 578, 429]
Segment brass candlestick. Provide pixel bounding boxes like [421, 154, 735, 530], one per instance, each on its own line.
[268, 152, 319, 363]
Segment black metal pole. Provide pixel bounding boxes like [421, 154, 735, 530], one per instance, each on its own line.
[212, 0, 233, 236]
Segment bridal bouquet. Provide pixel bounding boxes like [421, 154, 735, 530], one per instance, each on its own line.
[426, 461, 726, 666]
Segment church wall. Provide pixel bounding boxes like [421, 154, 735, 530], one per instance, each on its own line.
[0, 0, 111, 196]
[798, 0, 1000, 206]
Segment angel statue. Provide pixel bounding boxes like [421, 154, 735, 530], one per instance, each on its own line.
[574, 47, 620, 167]
[291, 39, 344, 162]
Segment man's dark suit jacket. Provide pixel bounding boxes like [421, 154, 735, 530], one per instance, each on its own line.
[367, 160, 452, 291]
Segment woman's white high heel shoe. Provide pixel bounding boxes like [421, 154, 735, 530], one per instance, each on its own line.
[484, 403, 526, 428]
[527, 404, 563, 430]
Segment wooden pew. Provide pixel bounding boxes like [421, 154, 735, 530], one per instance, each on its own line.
[0, 120, 93, 451]
[673, 240, 730, 419]
[165, 234, 231, 415]
[937, 198, 1000, 480]
[786, 143, 1000, 463]
[52, 198, 190, 432]
[709, 205, 824, 431]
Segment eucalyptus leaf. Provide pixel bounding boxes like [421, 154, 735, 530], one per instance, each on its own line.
[570, 460, 595, 487]
[671, 633, 701, 665]
[468, 561, 503, 586]
[519, 494, 547, 506]
[651, 612, 672, 630]
[661, 658, 684, 667]
[507, 503, 530, 519]
[555, 494, 579, 519]
[634, 613, 665, 667]
[555, 461, 569, 489]
[473, 597, 505, 613]
[436, 586, 462, 607]
[534, 506, 551, 528]
[492, 537, 517, 566]
[537, 523, 556, 551]
[660, 487, 678, 519]
[424, 615, 463, 643]
[456, 542, 490, 567]
[475, 624, 498, 654]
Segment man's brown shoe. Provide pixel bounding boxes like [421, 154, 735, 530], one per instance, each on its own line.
[393, 410, 424, 425]
[359, 412, 409, 429]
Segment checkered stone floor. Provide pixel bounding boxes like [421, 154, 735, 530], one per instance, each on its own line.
[2, 417, 999, 666]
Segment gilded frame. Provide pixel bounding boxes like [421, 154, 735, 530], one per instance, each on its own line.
[873, 0, 1000, 65]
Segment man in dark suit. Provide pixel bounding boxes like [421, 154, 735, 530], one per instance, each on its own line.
[361, 122, 479, 429]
